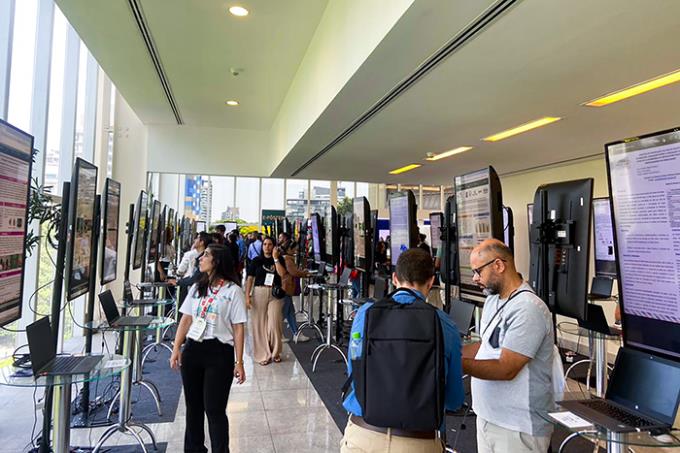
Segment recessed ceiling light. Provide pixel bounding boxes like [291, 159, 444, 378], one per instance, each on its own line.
[225, 100, 239, 106]
[389, 164, 421, 175]
[483, 117, 562, 142]
[583, 68, 680, 107]
[229, 6, 249, 17]
[426, 146, 473, 161]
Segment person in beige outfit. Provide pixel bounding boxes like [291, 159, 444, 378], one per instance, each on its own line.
[245, 236, 284, 365]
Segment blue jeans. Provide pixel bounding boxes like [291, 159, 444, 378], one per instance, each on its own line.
[282, 295, 298, 334]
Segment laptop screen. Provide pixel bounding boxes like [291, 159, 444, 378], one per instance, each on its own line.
[590, 276, 613, 297]
[607, 348, 680, 424]
[26, 317, 56, 375]
[448, 299, 476, 335]
[99, 290, 121, 324]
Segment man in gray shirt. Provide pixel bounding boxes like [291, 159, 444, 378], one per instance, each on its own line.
[463, 239, 554, 453]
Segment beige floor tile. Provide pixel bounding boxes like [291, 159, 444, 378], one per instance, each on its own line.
[260, 387, 324, 411]
[227, 409, 270, 439]
[270, 426, 343, 453]
[229, 433, 276, 453]
[265, 406, 335, 435]
[227, 389, 265, 413]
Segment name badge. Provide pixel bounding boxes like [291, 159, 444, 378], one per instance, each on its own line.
[187, 317, 207, 342]
[264, 272, 275, 287]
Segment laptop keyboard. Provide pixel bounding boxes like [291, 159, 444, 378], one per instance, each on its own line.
[582, 399, 656, 427]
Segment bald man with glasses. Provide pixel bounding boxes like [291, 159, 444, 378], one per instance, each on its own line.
[463, 239, 554, 453]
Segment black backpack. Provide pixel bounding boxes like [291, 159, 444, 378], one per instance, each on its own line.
[344, 288, 445, 431]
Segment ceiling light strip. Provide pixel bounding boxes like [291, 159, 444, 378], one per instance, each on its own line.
[389, 164, 422, 175]
[482, 117, 561, 142]
[426, 146, 473, 161]
[128, 0, 183, 125]
[583, 69, 680, 107]
[290, 0, 520, 177]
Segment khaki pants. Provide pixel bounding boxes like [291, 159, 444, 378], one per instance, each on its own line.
[341, 417, 443, 453]
[476, 417, 551, 453]
[251, 286, 283, 363]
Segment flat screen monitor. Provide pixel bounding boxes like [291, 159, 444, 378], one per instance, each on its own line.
[132, 191, 148, 269]
[0, 120, 34, 327]
[389, 191, 417, 266]
[167, 207, 175, 248]
[147, 200, 161, 263]
[592, 197, 616, 278]
[455, 167, 504, 302]
[65, 158, 98, 300]
[100, 178, 121, 285]
[606, 126, 680, 360]
[529, 178, 592, 321]
[429, 212, 443, 255]
[310, 213, 323, 262]
[353, 197, 371, 270]
[324, 206, 338, 266]
[503, 206, 514, 252]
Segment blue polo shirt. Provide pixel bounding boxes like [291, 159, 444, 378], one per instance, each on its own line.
[343, 289, 464, 417]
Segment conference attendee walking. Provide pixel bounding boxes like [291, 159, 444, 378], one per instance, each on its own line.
[170, 244, 247, 453]
[463, 239, 554, 453]
[341, 248, 464, 452]
[273, 241, 310, 342]
[245, 236, 284, 365]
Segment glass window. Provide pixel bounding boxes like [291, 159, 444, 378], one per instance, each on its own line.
[210, 176, 235, 221]
[73, 43, 87, 160]
[43, 7, 68, 191]
[7, 0, 38, 132]
[107, 85, 115, 178]
[285, 179, 307, 221]
[422, 186, 441, 211]
[261, 178, 284, 210]
[337, 181, 354, 201]
[235, 177, 260, 223]
[356, 182, 369, 199]
[310, 180, 330, 215]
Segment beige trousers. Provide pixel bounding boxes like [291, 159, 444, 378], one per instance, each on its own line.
[340, 418, 443, 453]
[251, 286, 283, 363]
[476, 417, 552, 453]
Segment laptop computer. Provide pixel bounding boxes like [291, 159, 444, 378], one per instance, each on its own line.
[99, 290, 155, 327]
[26, 317, 103, 377]
[448, 299, 476, 336]
[588, 276, 614, 300]
[559, 347, 680, 433]
[578, 303, 617, 336]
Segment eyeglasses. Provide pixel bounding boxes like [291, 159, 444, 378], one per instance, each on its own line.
[471, 258, 506, 277]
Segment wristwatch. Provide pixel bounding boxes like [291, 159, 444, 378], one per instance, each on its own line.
[234, 360, 243, 365]
[273, 259, 280, 264]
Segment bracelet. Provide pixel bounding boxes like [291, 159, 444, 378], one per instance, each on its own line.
[234, 360, 243, 365]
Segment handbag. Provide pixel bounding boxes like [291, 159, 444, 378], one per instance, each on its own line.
[271, 285, 286, 299]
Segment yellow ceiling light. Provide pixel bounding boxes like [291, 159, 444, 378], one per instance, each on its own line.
[225, 100, 239, 106]
[483, 117, 562, 142]
[583, 68, 680, 107]
[228, 6, 249, 17]
[389, 164, 421, 175]
[425, 146, 473, 161]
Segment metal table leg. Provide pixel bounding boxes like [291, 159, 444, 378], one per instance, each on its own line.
[95, 329, 158, 453]
[294, 285, 324, 343]
[142, 289, 175, 368]
[606, 430, 627, 453]
[52, 375, 72, 453]
[311, 287, 348, 372]
[593, 332, 608, 397]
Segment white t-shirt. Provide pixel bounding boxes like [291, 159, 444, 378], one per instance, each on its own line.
[179, 281, 248, 346]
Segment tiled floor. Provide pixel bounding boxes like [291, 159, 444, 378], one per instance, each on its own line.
[0, 335, 343, 453]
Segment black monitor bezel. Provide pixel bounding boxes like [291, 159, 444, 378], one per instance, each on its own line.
[310, 212, 324, 263]
[147, 200, 161, 264]
[429, 212, 443, 255]
[65, 157, 99, 301]
[353, 197, 372, 271]
[605, 125, 680, 361]
[0, 119, 34, 327]
[324, 206, 338, 265]
[388, 190, 417, 267]
[100, 177, 121, 285]
[131, 190, 148, 270]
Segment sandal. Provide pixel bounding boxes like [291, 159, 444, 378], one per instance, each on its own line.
[273, 356, 282, 363]
[259, 360, 271, 366]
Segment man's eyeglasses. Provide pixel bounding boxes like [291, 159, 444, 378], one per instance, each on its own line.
[471, 258, 506, 277]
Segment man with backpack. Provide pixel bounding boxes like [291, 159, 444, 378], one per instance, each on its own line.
[463, 239, 554, 453]
[341, 248, 464, 452]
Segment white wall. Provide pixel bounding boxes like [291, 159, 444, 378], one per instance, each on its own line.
[111, 92, 148, 300]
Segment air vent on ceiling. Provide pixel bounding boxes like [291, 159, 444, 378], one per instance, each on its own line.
[128, 0, 183, 125]
[292, 0, 519, 177]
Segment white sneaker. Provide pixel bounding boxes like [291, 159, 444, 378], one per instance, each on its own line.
[296, 333, 310, 343]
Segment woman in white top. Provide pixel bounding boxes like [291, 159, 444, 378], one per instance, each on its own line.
[170, 244, 247, 453]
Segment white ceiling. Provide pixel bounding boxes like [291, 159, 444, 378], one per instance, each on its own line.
[276, 0, 680, 184]
[56, 0, 328, 129]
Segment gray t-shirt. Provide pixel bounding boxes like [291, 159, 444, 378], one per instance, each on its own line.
[471, 282, 554, 436]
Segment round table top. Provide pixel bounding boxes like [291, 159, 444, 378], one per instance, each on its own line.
[122, 298, 175, 308]
[538, 392, 680, 447]
[0, 353, 129, 388]
[84, 316, 175, 332]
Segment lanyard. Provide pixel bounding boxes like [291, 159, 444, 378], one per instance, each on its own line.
[481, 288, 534, 337]
[197, 280, 224, 319]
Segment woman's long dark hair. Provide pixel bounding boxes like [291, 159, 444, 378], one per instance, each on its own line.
[195, 244, 240, 297]
[260, 236, 275, 257]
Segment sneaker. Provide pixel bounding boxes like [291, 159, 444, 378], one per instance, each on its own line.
[282, 337, 290, 344]
[295, 333, 310, 343]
